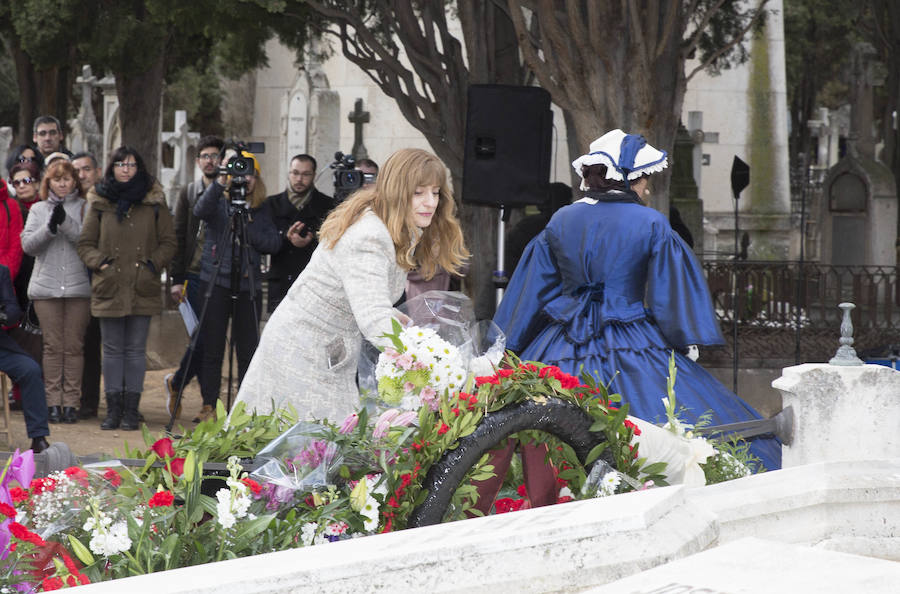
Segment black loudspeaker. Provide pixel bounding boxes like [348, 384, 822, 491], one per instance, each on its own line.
[462, 85, 553, 207]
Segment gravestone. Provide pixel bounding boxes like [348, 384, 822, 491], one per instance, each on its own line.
[0, 126, 12, 178]
[348, 98, 369, 161]
[287, 91, 308, 159]
[98, 74, 120, 169]
[819, 44, 897, 267]
[670, 122, 704, 257]
[68, 65, 103, 159]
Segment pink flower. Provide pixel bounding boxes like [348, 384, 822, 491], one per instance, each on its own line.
[396, 353, 414, 370]
[339, 413, 359, 434]
[403, 381, 416, 394]
[393, 411, 418, 427]
[413, 361, 427, 370]
[420, 386, 439, 411]
[373, 409, 400, 439]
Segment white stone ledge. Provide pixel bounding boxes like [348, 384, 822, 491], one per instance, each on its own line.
[75, 459, 900, 593]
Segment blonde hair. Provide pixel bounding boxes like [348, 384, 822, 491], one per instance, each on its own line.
[319, 148, 469, 279]
[40, 159, 83, 200]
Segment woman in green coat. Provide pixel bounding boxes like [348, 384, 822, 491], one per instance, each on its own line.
[78, 146, 176, 430]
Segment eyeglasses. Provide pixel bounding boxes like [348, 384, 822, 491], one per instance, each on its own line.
[35, 129, 60, 137]
[11, 178, 36, 187]
[114, 161, 138, 169]
[198, 153, 220, 162]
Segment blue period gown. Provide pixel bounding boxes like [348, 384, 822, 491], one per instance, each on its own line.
[494, 193, 781, 470]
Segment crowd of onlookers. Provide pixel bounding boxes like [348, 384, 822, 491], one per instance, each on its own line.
[1, 116, 379, 453]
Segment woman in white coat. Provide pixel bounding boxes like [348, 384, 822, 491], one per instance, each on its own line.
[21, 159, 91, 424]
[236, 148, 469, 421]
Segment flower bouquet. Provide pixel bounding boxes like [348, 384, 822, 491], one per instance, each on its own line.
[365, 290, 505, 412]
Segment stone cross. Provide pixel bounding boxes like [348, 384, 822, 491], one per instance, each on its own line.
[73, 65, 103, 158]
[847, 42, 881, 160]
[161, 110, 199, 210]
[348, 98, 369, 161]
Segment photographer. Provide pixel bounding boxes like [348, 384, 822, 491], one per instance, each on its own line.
[266, 154, 335, 313]
[192, 150, 280, 422]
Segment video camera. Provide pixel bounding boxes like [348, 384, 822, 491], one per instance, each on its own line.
[219, 139, 265, 209]
[330, 151, 376, 202]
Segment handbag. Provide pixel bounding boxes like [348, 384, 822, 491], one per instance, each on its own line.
[8, 301, 43, 364]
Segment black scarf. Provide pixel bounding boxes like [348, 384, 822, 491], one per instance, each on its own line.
[583, 189, 643, 205]
[95, 171, 152, 221]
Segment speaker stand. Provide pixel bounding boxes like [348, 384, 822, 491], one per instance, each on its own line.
[493, 205, 508, 308]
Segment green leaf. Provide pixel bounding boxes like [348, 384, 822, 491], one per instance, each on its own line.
[584, 443, 608, 465]
[68, 534, 95, 566]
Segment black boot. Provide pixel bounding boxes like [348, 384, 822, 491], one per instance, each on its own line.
[120, 391, 141, 431]
[62, 406, 78, 424]
[48, 406, 62, 423]
[100, 392, 123, 430]
[30, 436, 50, 454]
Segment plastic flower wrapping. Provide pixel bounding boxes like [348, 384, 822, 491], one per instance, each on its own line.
[360, 290, 506, 411]
[249, 422, 343, 510]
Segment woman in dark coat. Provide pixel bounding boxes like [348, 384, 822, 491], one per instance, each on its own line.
[77, 146, 176, 430]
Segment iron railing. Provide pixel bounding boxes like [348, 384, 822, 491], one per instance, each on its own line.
[700, 261, 899, 364]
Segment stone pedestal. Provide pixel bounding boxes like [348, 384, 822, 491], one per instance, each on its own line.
[772, 363, 900, 467]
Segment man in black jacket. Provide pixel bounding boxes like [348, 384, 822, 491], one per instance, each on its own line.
[164, 135, 224, 418]
[0, 264, 50, 452]
[266, 154, 335, 313]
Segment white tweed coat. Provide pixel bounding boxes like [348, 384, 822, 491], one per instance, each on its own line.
[236, 211, 406, 421]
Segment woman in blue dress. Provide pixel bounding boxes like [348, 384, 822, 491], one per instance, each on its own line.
[494, 129, 780, 470]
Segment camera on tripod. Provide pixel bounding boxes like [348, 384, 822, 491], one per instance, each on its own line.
[331, 151, 375, 201]
[218, 140, 265, 209]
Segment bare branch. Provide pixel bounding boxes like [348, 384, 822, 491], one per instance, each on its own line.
[685, 0, 771, 81]
[682, 0, 730, 58]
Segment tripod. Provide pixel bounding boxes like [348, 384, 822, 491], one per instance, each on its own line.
[165, 186, 262, 433]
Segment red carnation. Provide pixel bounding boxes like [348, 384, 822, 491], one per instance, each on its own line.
[538, 365, 561, 379]
[496, 368, 514, 378]
[151, 437, 176, 459]
[41, 577, 63, 591]
[0, 502, 16, 518]
[30, 477, 56, 494]
[451, 407, 460, 417]
[9, 487, 27, 503]
[436, 423, 450, 436]
[623, 419, 642, 436]
[474, 375, 499, 386]
[518, 363, 538, 372]
[103, 468, 122, 487]
[148, 491, 175, 508]
[8, 522, 46, 547]
[516, 484, 527, 497]
[387, 496, 399, 508]
[458, 392, 472, 401]
[241, 478, 262, 495]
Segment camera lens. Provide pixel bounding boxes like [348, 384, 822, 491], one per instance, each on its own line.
[230, 157, 250, 176]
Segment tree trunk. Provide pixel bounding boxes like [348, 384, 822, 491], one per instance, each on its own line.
[6, 38, 71, 145]
[115, 51, 165, 176]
